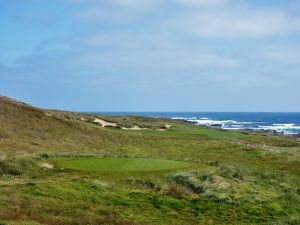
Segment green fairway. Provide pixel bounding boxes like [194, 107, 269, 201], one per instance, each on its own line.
[58, 158, 191, 172]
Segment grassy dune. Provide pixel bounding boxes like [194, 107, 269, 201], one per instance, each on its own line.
[0, 96, 300, 225]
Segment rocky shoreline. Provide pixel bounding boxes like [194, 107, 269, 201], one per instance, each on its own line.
[239, 129, 300, 140]
[175, 119, 300, 140]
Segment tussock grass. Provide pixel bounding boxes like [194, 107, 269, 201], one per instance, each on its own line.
[0, 153, 38, 177]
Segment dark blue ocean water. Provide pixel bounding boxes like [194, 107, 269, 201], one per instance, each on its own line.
[93, 112, 300, 134]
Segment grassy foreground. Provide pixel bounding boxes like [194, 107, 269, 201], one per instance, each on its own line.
[0, 96, 300, 225]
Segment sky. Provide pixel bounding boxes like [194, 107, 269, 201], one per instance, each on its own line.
[0, 0, 300, 112]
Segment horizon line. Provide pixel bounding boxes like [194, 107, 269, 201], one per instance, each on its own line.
[77, 111, 300, 114]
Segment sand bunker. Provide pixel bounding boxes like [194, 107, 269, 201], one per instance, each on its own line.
[93, 118, 118, 128]
[93, 117, 172, 131]
[39, 163, 54, 169]
[121, 126, 150, 131]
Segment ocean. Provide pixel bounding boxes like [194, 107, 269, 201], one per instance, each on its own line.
[94, 112, 300, 134]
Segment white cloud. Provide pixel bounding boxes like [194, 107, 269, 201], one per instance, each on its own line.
[77, 7, 120, 23]
[79, 50, 239, 69]
[77, 0, 300, 38]
[66, 0, 163, 9]
[176, 0, 229, 7]
[262, 44, 300, 65]
[166, 9, 300, 38]
[77, 0, 163, 23]
[79, 31, 240, 70]
[110, 0, 163, 10]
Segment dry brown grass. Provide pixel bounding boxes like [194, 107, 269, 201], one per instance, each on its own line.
[166, 183, 191, 199]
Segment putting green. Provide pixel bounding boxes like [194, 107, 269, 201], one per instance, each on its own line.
[58, 158, 191, 172]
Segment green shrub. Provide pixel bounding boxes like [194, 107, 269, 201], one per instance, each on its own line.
[126, 177, 162, 191]
[219, 166, 244, 180]
[0, 155, 37, 176]
[169, 171, 204, 193]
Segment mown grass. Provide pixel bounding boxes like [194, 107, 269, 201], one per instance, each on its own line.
[0, 96, 300, 224]
[57, 158, 192, 172]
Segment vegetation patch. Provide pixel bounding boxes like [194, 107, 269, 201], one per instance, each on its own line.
[57, 158, 191, 172]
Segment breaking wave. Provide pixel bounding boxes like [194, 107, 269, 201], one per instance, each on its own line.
[172, 117, 300, 134]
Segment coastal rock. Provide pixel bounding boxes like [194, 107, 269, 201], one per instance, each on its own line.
[240, 129, 300, 141]
[290, 133, 300, 140]
[241, 129, 281, 136]
[210, 124, 222, 127]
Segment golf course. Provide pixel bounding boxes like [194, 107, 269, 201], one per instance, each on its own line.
[0, 96, 300, 225]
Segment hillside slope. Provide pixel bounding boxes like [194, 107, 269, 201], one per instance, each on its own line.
[0, 96, 120, 152]
[0, 96, 207, 155]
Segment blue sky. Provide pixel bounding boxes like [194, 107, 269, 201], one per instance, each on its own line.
[0, 0, 299, 111]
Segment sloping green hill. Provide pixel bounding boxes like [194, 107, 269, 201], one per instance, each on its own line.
[0, 96, 125, 152]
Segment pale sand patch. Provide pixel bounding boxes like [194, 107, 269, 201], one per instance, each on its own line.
[121, 126, 150, 131]
[93, 118, 118, 127]
[165, 124, 172, 129]
[123, 124, 172, 131]
[93, 118, 172, 131]
[45, 113, 53, 117]
[156, 124, 172, 131]
[39, 163, 54, 169]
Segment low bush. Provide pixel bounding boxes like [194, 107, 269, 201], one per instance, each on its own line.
[218, 165, 244, 180]
[168, 167, 244, 203]
[126, 177, 162, 191]
[169, 171, 204, 193]
[166, 183, 191, 199]
[0, 154, 37, 176]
